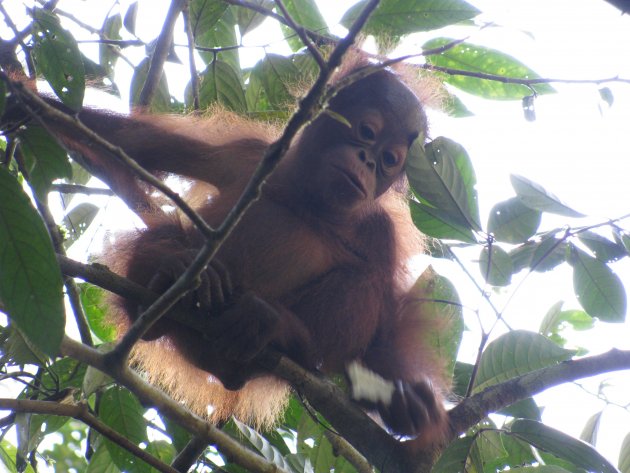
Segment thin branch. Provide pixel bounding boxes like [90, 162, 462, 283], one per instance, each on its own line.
[0, 398, 178, 473]
[324, 430, 373, 473]
[448, 348, 630, 436]
[273, 0, 326, 71]
[171, 435, 208, 472]
[51, 183, 114, 196]
[182, 3, 200, 111]
[138, 0, 187, 107]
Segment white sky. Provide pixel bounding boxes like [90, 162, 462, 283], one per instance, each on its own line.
[3, 0, 630, 466]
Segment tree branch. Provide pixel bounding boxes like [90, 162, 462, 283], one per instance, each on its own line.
[138, 0, 187, 107]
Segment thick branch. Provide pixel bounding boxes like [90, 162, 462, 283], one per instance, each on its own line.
[449, 349, 630, 436]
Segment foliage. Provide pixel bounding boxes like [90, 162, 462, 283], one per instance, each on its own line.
[0, 1, 628, 472]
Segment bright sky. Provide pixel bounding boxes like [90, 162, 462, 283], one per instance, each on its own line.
[3, 0, 630, 466]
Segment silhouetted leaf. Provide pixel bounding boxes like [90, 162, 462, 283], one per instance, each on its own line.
[62, 202, 99, 250]
[123, 2, 138, 35]
[130, 57, 170, 111]
[511, 174, 585, 217]
[578, 231, 627, 262]
[280, 0, 328, 51]
[424, 38, 555, 100]
[432, 436, 475, 473]
[100, 14, 122, 75]
[0, 168, 64, 356]
[579, 411, 603, 446]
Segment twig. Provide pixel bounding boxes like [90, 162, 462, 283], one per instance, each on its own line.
[0, 398, 178, 473]
[138, 0, 187, 107]
[171, 435, 209, 472]
[51, 183, 114, 196]
[182, 3, 200, 111]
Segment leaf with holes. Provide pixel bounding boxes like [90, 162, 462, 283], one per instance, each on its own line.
[424, 38, 555, 100]
[32, 9, 85, 109]
[0, 168, 64, 356]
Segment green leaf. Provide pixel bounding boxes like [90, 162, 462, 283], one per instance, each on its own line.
[424, 38, 555, 100]
[409, 200, 477, 243]
[19, 125, 72, 201]
[86, 444, 121, 473]
[0, 441, 35, 473]
[579, 410, 603, 446]
[279, 0, 328, 51]
[100, 14, 122, 76]
[539, 301, 594, 338]
[189, 0, 228, 35]
[31, 9, 85, 109]
[569, 247, 627, 322]
[407, 267, 464, 380]
[511, 174, 585, 218]
[442, 92, 474, 118]
[232, 418, 293, 471]
[510, 419, 619, 473]
[473, 330, 574, 393]
[62, 202, 99, 250]
[80, 283, 117, 342]
[498, 397, 542, 421]
[191, 60, 246, 112]
[0, 167, 64, 356]
[130, 57, 170, 112]
[253, 54, 300, 108]
[341, 0, 480, 37]
[488, 198, 541, 244]
[578, 231, 627, 263]
[406, 136, 481, 231]
[509, 235, 568, 274]
[619, 432, 630, 473]
[432, 435, 475, 473]
[479, 245, 513, 286]
[235, 0, 274, 35]
[195, 7, 240, 72]
[99, 387, 150, 473]
[123, 2, 138, 35]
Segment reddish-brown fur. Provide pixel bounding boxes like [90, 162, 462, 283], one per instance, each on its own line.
[12, 65, 450, 448]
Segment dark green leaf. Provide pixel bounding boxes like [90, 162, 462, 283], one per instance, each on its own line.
[530, 234, 569, 272]
[146, 441, 176, 466]
[0, 325, 46, 366]
[0, 167, 64, 356]
[485, 433, 538, 472]
[86, 444, 120, 473]
[130, 57, 171, 112]
[18, 126, 72, 201]
[432, 435, 475, 473]
[452, 362, 473, 397]
[569, 247, 626, 322]
[511, 174, 585, 217]
[32, 9, 85, 109]
[189, 0, 228, 36]
[424, 38, 555, 100]
[488, 197, 541, 244]
[62, 202, 99, 250]
[163, 417, 193, 453]
[479, 245, 513, 286]
[406, 136, 481, 231]
[409, 200, 477, 243]
[100, 14, 122, 76]
[191, 61, 246, 112]
[0, 441, 29, 473]
[99, 387, 150, 472]
[473, 330, 574, 393]
[578, 231, 627, 262]
[511, 419, 619, 473]
[280, 0, 329, 51]
[342, 0, 480, 37]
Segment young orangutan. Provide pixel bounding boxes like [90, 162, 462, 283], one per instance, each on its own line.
[6, 63, 450, 449]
